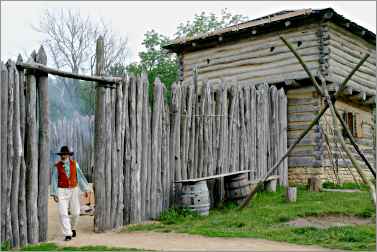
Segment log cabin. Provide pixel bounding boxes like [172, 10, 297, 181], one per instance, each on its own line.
[164, 8, 376, 185]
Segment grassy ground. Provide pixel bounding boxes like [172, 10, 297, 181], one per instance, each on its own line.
[124, 186, 376, 251]
[11, 242, 149, 251]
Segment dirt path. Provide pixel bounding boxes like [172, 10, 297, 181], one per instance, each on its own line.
[48, 199, 336, 251]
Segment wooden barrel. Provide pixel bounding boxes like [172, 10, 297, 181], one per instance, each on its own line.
[225, 173, 251, 205]
[179, 181, 210, 216]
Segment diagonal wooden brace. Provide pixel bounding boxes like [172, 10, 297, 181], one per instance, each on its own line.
[239, 44, 370, 209]
[322, 79, 376, 205]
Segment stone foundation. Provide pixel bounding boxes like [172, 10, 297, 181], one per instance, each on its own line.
[288, 166, 373, 185]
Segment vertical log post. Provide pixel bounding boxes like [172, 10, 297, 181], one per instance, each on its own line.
[286, 187, 297, 202]
[94, 37, 106, 232]
[25, 51, 39, 243]
[308, 177, 321, 192]
[1, 61, 9, 244]
[11, 60, 22, 248]
[36, 46, 49, 242]
[0, 61, 5, 243]
[16, 55, 28, 247]
[6, 60, 15, 247]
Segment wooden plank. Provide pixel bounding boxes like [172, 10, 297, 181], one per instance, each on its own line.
[161, 99, 170, 210]
[156, 81, 163, 216]
[36, 47, 49, 242]
[16, 62, 122, 84]
[146, 88, 152, 218]
[257, 83, 269, 178]
[249, 85, 257, 180]
[239, 86, 246, 172]
[183, 27, 320, 62]
[187, 85, 195, 179]
[93, 37, 106, 232]
[122, 78, 131, 225]
[175, 169, 253, 183]
[184, 59, 320, 82]
[6, 61, 15, 247]
[279, 89, 288, 186]
[25, 52, 39, 243]
[170, 83, 181, 183]
[1, 61, 8, 243]
[179, 85, 187, 181]
[171, 83, 181, 207]
[228, 85, 237, 173]
[16, 56, 28, 247]
[104, 88, 112, 229]
[129, 76, 141, 223]
[0, 62, 2, 244]
[150, 79, 163, 219]
[115, 82, 124, 228]
[135, 76, 143, 221]
[140, 74, 148, 220]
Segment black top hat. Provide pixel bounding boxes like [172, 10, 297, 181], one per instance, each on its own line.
[56, 146, 74, 156]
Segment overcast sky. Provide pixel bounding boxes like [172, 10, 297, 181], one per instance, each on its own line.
[1, 1, 376, 65]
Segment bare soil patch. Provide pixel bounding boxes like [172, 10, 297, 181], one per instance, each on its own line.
[285, 214, 372, 229]
[48, 198, 336, 251]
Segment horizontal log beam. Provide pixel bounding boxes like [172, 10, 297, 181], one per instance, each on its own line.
[16, 62, 123, 84]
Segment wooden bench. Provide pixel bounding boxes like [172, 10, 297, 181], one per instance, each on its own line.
[174, 170, 253, 184]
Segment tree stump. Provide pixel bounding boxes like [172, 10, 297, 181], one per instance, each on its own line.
[286, 187, 297, 202]
[308, 176, 321, 192]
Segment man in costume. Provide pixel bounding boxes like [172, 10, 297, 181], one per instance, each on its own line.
[50, 146, 91, 241]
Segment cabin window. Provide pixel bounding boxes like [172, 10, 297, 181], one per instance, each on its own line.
[342, 111, 364, 138]
[342, 112, 356, 138]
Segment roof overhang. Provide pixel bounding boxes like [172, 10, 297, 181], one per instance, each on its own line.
[164, 8, 376, 53]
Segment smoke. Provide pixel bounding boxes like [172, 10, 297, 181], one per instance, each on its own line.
[48, 76, 96, 181]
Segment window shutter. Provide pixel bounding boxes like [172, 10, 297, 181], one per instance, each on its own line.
[355, 112, 363, 138]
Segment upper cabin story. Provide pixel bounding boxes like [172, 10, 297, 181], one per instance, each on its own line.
[163, 8, 376, 105]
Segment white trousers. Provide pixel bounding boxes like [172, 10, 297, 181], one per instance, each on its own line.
[57, 187, 80, 236]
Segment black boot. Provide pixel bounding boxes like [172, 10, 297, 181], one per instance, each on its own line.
[64, 236, 72, 241]
[72, 230, 76, 238]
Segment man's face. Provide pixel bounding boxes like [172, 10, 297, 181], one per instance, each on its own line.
[61, 154, 69, 161]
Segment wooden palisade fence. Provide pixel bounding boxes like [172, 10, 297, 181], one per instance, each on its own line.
[1, 38, 288, 248]
[92, 41, 289, 229]
[92, 74, 289, 230]
[0, 47, 50, 248]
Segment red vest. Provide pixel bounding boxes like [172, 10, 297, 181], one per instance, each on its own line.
[56, 160, 78, 188]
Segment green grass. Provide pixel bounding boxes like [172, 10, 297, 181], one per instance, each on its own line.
[124, 186, 376, 251]
[322, 181, 369, 190]
[6, 242, 150, 251]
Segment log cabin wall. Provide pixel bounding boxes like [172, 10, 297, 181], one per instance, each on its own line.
[181, 23, 321, 85]
[286, 86, 324, 185]
[287, 84, 375, 185]
[324, 22, 376, 98]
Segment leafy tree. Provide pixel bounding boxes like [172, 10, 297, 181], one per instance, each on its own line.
[175, 9, 248, 38]
[128, 9, 248, 101]
[127, 30, 178, 102]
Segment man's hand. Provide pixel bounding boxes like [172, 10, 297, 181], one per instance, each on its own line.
[53, 195, 59, 203]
